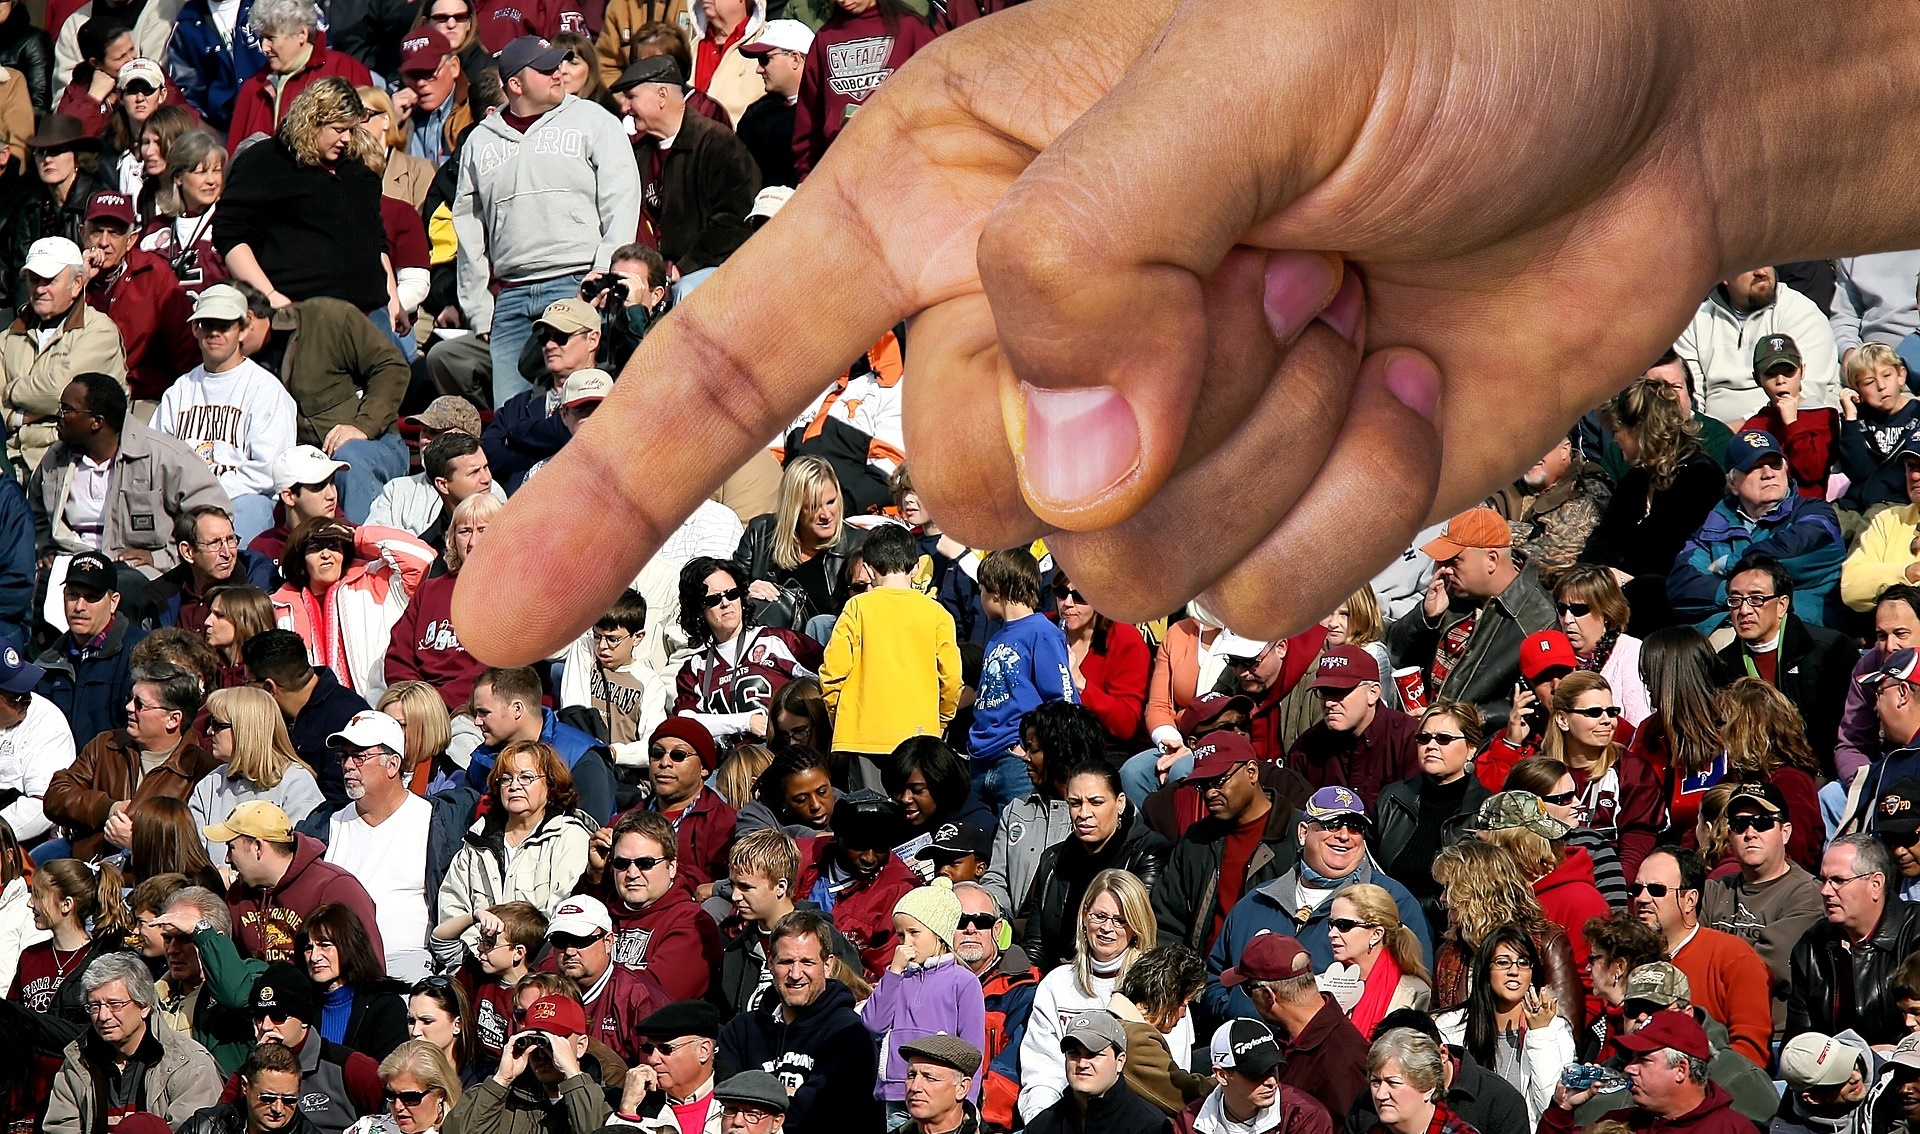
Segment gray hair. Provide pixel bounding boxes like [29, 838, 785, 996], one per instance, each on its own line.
[1258, 970, 1322, 1006]
[1834, 833, 1892, 882]
[165, 886, 232, 935]
[248, 0, 319, 36]
[1367, 1028, 1446, 1094]
[1658, 1049, 1710, 1084]
[951, 881, 1002, 920]
[81, 953, 156, 1008]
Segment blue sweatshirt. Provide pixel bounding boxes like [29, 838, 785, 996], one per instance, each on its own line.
[967, 612, 1076, 760]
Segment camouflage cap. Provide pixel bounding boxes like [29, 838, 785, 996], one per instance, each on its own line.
[1623, 961, 1689, 1008]
[1469, 791, 1570, 840]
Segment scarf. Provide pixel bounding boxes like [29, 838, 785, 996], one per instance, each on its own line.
[1349, 947, 1404, 1040]
[1576, 630, 1618, 673]
[299, 584, 349, 686]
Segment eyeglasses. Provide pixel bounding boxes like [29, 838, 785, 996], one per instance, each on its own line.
[1327, 918, 1378, 933]
[592, 630, 633, 646]
[1819, 872, 1874, 891]
[610, 854, 667, 873]
[1489, 956, 1534, 971]
[343, 747, 392, 765]
[1726, 593, 1782, 609]
[1627, 882, 1687, 899]
[635, 1037, 703, 1057]
[720, 1105, 780, 1122]
[1084, 910, 1128, 928]
[1726, 814, 1780, 835]
[702, 586, 745, 608]
[254, 1092, 301, 1107]
[550, 930, 606, 950]
[1554, 602, 1592, 618]
[384, 1088, 439, 1106]
[130, 698, 169, 714]
[500, 772, 547, 787]
[84, 998, 133, 1014]
[56, 402, 98, 419]
[1541, 789, 1579, 806]
[955, 913, 998, 932]
[848, 580, 873, 595]
[1564, 705, 1623, 719]
[1223, 652, 1267, 671]
[1413, 731, 1466, 745]
[194, 535, 241, 551]
[206, 717, 234, 733]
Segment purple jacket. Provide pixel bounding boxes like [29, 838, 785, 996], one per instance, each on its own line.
[862, 953, 987, 1102]
[1837, 648, 1886, 782]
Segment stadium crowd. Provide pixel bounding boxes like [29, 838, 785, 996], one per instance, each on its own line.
[4, 2, 1920, 1134]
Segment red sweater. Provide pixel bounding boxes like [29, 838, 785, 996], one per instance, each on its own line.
[580, 877, 723, 1001]
[228, 47, 373, 148]
[1534, 847, 1610, 1025]
[792, 7, 936, 179]
[1670, 925, 1774, 1069]
[475, 0, 586, 53]
[87, 247, 196, 400]
[385, 572, 488, 710]
[1742, 404, 1840, 499]
[649, 785, 738, 887]
[1077, 622, 1150, 744]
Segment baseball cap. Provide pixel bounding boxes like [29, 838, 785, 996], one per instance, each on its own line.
[1219, 932, 1312, 988]
[1517, 629, 1578, 683]
[547, 895, 613, 939]
[84, 190, 135, 228]
[1780, 1033, 1866, 1091]
[1059, 1009, 1127, 1054]
[740, 19, 814, 57]
[1726, 781, 1789, 817]
[1303, 785, 1367, 825]
[398, 32, 450, 75]
[535, 297, 598, 335]
[327, 709, 407, 755]
[522, 995, 588, 1038]
[191, 284, 249, 323]
[407, 395, 483, 437]
[204, 800, 295, 844]
[1857, 647, 1920, 688]
[272, 445, 349, 493]
[1176, 692, 1254, 736]
[1419, 507, 1512, 560]
[1613, 1009, 1710, 1062]
[915, 821, 992, 862]
[1725, 430, 1787, 473]
[1209, 1018, 1285, 1081]
[1753, 333, 1802, 376]
[713, 1071, 792, 1114]
[63, 550, 117, 595]
[1186, 730, 1259, 780]
[1622, 962, 1689, 1009]
[560, 367, 613, 407]
[748, 185, 794, 222]
[1310, 644, 1379, 692]
[1890, 1032, 1920, 1072]
[1876, 778, 1920, 836]
[1214, 631, 1270, 661]
[251, 963, 321, 1022]
[0, 636, 44, 694]
[21, 236, 83, 278]
[116, 57, 165, 92]
[1470, 791, 1569, 840]
[496, 34, 566, 78]
[612, 53, 683, 92]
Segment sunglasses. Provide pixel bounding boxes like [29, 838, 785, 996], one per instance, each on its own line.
[1308, 817, 1366, 834]
[254, 1092, 301, 1107]
[412, 974, 455, 994]
[1554, 602, 1592, 618]
[635, 1037, 700, 1057]
[1726, 813, 1780, 834]
[253, 1009, 295, 1023]
[955, 913, 997, 932]
[206, 717, 234, 733]
[1564, 705, 1622, 719]
[1327, 918, 1378, 933]
[1052, 585, 1085, 604]
[610, 854, 667, 873]
[384, 1088, 438, 1106]
[1413, 731, 1466, 745]
[1541, 789, 1579, 806]
[550, 931, 606, 950]
[1627, 882, 1687, 899]
[538, 327, 582, 344]
[702, 586, 745, 608]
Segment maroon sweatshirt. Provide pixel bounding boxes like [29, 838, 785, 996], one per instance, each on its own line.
[386, 572, 487, 710]
[580, 877, 724, 1001]
[224, 833, 386, 963]
[583, 962, 671, 1065]
[791, 7, 936, 179]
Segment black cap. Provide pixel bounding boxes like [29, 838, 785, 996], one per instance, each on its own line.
[832, 790, 905, 851]
[63, 551, 117, 595]
[633, 999, 723, 1040]
[1726, 781, 1789, 818]
[612, 54, 684, 92]
[250, 963, 321, 1022]
[1753, 333, 1802, 376]
[1878, 779, 1920, 836]
[915, 821, 991, 863]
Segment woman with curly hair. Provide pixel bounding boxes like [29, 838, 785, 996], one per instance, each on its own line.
[1715, 677, 1823, 870]
[1429, 840, 1582, 1037]
[1582, 376, 1726, 634]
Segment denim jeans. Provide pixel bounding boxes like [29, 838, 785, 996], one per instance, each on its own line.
[369, 308, 418, 363]
[672, 267, 717, 304]
[230, 492, 277, 544]
[970, 753, 1034, 812]
[334, 432, 410, 524]
[1120, 746, 1192, 807]
[30, 836, 72, 865]
[490, 273, 586, 407]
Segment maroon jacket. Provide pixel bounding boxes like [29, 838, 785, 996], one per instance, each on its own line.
[87, 246, 196, 400]
[649, 785, 737, 887]
[224, 833, 386, 963]
[228, 47, 373, 147]
[137, 212, 230, 299]
[580, 876, 723, 1001]
[475, 0, 586, 52]
[1173, 1085, 1333, 1134]
[385, 572, 486, 710]
[56, 69, 198, 137]
[791, 7, 935, 180]
[1284, 703, 1420, 812]
[794, 835, 919, 979]
[582, 961, 671, 1066]
[1537, 1083, 1753, 1134]
[1276, 994, 1371, 1123]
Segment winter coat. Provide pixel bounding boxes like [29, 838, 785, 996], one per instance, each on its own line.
[1676, 282, 1842, 427]
[166, 0, 265, 130]
[717, 980, 883, 1134]
[464, 707, 619, 824]
[256, 297, 412, 447]
[794, 834, 919, 977]
[0, 472, 32, 649]
[224, 831, 385, 962]
[1151, 792, 1299, 954]
[1668, 492, 1845, 631]
[42, 1015, 222, 1134]
[29, 417, 231, 571]
[1020, 806, 1170, 972]
[1370, 772, 1491, 926]
[86, 246, 197, 400]
[438, 807, 596, 946]
[298, 784, 479, 925]
[1024, 1079, 1171, 1134]
[0, 4, 52, 114]
[981, 792, 1070, 916]
[271, 525, 436, 701]
[1384, 562, 1558, 732]
[442, 1067, 612, 1134]
[226, 46, 373, 147]
[1789, 897, 1920, 1047]
[42, 729, 218, 862]
[733, 513, 868, 619]
[865, 953, 987, 1101]
[34, 614, 147, 750]
[2, 296, 127, 472]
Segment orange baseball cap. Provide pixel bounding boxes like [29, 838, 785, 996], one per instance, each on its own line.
[1420, 507, 1514, 560]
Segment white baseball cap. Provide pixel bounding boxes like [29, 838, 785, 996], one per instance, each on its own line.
[547, 895, 613, 938]
[272, 444, 350, 493]
[741, 18, 814, 57]
[117, 58, 166, 91]
[326, 709, 407, 756]
[560, 367, 613, 407]
[191, 284, 248, 323]
[20, 237, 83, 278]
[1214, 631, 1271, 660]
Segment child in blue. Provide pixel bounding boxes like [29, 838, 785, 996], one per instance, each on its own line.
[863, 879, 988, 1127]
[967, 548, 1076, 810]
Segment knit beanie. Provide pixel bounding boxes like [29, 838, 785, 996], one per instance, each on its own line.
[894, 878, 962, 949]
[650, 717, 719, 770]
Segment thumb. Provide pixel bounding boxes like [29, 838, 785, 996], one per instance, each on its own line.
[975, 0, 1380, 531]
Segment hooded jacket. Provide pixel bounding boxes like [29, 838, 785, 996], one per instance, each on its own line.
[43, 1015, 223, 1134]
[438, 806, 596, 947]
[577, 876, 723, 1001]
[1532, 846, 1610, 1013]
[224, 832, 386, 962]
[34, 614, 147, 750]
[1676, 281, 1843, 427]
[271, 524, 436, 701]
[1151, 791, 1298, 955]
[1789, 897, 1920, 1047]
[1668, 491, 1845, 632]
[1384, 561, 1558, 731]
[790, 6, 935, 179]
[717, 979, 883, 1134]
[1019, 803, 1170, 972]
[42, 728, 220, 862]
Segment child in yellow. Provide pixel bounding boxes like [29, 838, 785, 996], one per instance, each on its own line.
[820, 524, 963, 758]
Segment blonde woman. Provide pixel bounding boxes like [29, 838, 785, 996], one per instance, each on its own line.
[1429, 840, 1582, 1036]
[1018, 869, 1171, 1124]
[188, 686, 323, 858]
[1321, 882, 1431, 1037]
[355, 85, 435, 208]
[1539, 670, 1664, 877]
[377, 680, 456, 796]
[1321, 586, 1398, 708]
[714, 742, 775, 809]
[347, 1039, 461, 1134]
[733, 455, 867, 633]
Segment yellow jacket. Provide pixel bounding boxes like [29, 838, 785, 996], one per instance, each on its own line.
[820, 584, 962, 755]
[1841, 501, 1920, 610]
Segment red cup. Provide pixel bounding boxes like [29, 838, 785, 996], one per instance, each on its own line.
[1392, 666, 1428, 713]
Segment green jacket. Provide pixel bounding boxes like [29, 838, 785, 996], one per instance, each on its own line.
[444, 1071, 612, 1134]
[269, 297, 411, 445]
[178, 926, 268, 1074]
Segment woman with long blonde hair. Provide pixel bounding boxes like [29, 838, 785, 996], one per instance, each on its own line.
[378, 681, 456, 796]
[1539, 669, 1664, 877]
[189, 686, 322, 857]
[1429, 840, 1582, 1035]
[733, 455, 866, 632]
[355, 84, 435, 208]
[1324, 882, 1432, 1037]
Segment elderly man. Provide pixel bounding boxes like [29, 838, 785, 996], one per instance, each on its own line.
[578, 809, 723, 1000]
[34, 549, 148, 746]
[893, 1036, 982, 1134]
[1203, 787, 1429, 1021]
[367, 396, 506, 535]
[709, 1070, 792, 1134]
[610, 1001, 725, 1131]
[1698, 783, 1824, 1037]
[146, 884, 256, 1075]
[1712, 554, 1854, 763]
[1285, 645, 1419, 810]
[1484, 432, 1612, 585]
[1788, 833, 1920, 1046]
[1, 235, 127, 473]
[42, 953, 221, 1133]
[1676, 266, 1843, 427]
[1212, 934, 1368, 1123]
[1152, 730, 1296, 956]
[1542, 1010, 1755, 1134]
[81, 188, 195, 403]
[1022, 1011, 1168, 1134]
[1669, 432, 1845, 631]
[211, 800, 383, 962]
[1384, 506, 1556, 730]
[1772, 1030, 1876, 1134]
[30, 372, 230, 578]
[396, 32, 469, 167]
[1632, 846, 1774, 1068]
[546, 895, 671, 1066]
[152, 504, 280, 632]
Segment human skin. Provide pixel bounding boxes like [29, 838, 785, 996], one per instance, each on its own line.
[456, 0, 1920, 663]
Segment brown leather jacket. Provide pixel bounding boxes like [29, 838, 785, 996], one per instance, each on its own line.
[1430, 923, 1585, 1037]
[42, 730, 217, 862]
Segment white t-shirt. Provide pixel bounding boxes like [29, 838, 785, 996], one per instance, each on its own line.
[62, 454, 113, 548]
[325, 793, 434, 974]
[151, 357, 299, 499]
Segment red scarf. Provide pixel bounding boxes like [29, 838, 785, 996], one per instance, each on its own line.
[300, 585, 348, 685]
[1349, 948, 1404, 1040]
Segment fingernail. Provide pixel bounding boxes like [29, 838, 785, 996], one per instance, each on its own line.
[1019, 382, 1140, 507]
[1317, 268, 1364, 346]
[1384, 353, 1441, 422]
[1263, 251, 1343, 345]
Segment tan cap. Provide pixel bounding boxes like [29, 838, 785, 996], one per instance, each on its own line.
[560, 368, 614, 407]
[203, 799, 293, 844]
[535, 297, 599, 335]
[1623, 961, 1689, 1008]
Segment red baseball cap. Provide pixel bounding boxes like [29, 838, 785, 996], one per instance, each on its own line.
[1614, 1009, 1710, 1062]
[1518, 629, 1578, 683]
[1220, 933, 1312, 988]
[522, 995, 588, 1038]
[399, 31, 450, 75]
[1187, 730, 1259, 780]
[85, 190, 135, 228]
[1176, 692, 1254, 737]
[1310, 644, 1380, 693]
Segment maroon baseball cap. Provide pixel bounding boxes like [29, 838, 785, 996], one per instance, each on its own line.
[1177, 692, 1254, 736]
[1310, 644, 1380, 693]
[85, 190, 135, 228]
[522, 995, 588, 1038]
[1614, 1009, 1710, 1062]
[1518, 629, 1578, 683]
[1220, 933, 1312, 988]
[1187, 730, 1259, 780]
[399, 31, 450, 75]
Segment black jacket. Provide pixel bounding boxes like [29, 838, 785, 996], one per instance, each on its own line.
[179, 1101, 322, 1134]
[1020, 804, 1170, 972]
[317, 0, 416, 75]
[1787, 897, 1920, 1046]
[733, 514, 867, 621]
[1151, 793, 1298, 954]
[214, 137, 389, 313]
[1579, 451, 1725, 634]
[711, 899, 863, 1017]
[1370, 772, 1492, 929]
[289, 666, 373, 811]
[637, 109, 759, 275]
[717, 980, 883, 1134]
[1716, 613, 1858, 764]
[0, 169, 103, 304]
[35, 615, 149, 749]
[737, 91, 797, 190]
[338, 979, 410, 1061]
[0, 3, 51, 114]
[1024, 1079, 1171, 1134]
